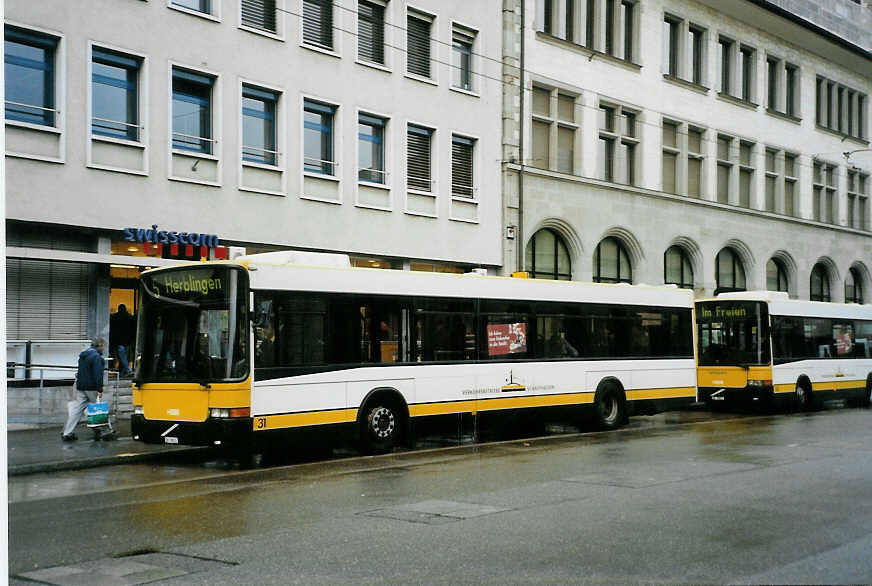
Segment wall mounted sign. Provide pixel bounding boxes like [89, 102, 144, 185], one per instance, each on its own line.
[122, 225, 220, 248]
[121, 225, 228, 259]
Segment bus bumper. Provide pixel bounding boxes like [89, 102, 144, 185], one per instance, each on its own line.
[699, 385, 773, 404]
[131, 415, 251, 447]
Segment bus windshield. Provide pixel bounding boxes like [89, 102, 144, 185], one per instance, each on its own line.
[135, 265, 249, 383]
[696, 300, 770, 367]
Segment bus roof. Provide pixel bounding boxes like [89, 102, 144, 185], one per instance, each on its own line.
[237, 256, 694, 308]
[698, 291, 872, 320]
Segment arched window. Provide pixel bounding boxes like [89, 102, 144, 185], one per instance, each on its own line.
[664, 246, 693, 289]
[766, 258, 789, 293]
[845, 267, 864, 304]
[593, 237, 631, 283]
[715, 248, 746, 294]
[809, 263, 830, 301]
[524, 229, 571, 280]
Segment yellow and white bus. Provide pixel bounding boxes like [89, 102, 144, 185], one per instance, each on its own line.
[132, 252, 697, 454]
[697, 291, 872, 409]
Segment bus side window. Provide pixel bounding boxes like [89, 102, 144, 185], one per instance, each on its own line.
[253, 295, 276, 368]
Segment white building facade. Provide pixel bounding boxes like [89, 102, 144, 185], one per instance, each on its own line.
[501, 0, 871, 303]
[5, 0, 504, 367]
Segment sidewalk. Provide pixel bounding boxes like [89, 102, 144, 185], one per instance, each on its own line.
[7, 419, 207, 476]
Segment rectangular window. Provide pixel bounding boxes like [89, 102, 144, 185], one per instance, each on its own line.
[859, 174, 868, 231]
[689, 26, 704, 85]
[817, 76, 865, 140]
[816, 78, 824, 125]
[557, 94, 576, 174]
[717, 135, 732, 204]
[621, 0, 634, 61]
[543, 0, 553, 34]
[303, 99, 335, 175]
[532, 87, 577, 174]
[4, 26, 58, 126]
[740, 46, 754, 102]
[91, 47, 141, 141]
[173, 0, 210, 13]
[784, 153, 796, 217]
[599, 103, 636, 185]
[662, 120, 678, 194]
[664, 16, 680, 77]
[407, 13, 432, 78]
[303, 0, 333, 49]
[532, 120, 550, 170]
[242, 85, 278, 165]
[452, 26, 475, 92]
[565, 0, 574, 42]
[848, 172, 857, 229]
[785, 64, 797, 117]
[358, 113, 386, 184]
[241, 0, 277, 33]
[172, 68, 214, 154]
[739, 168, 752, 208]
[719, 38, 732, 95]
[451, 135, 475, 198]
[764, 149, 777, 212]
[860, 96, 866, 140]
[825, 163, 837, 224]
[688, 127, 703, 198]
[358, 1, 385, 64]
[407, 124, 433, 192]
[604, 0, 615, 55]
[766, 57, 778, 110]
[585, 0, 595, 48]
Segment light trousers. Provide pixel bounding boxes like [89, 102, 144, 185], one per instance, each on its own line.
[63, 390, 99, 436]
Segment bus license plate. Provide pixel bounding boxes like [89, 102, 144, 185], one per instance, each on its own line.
[164, 437, 179, 444]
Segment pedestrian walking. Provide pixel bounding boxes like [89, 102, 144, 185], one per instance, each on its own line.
[62, 338, 115, 441]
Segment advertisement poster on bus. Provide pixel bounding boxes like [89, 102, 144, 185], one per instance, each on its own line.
[833, 324, 853, 355]
[487, 323, 527, 356]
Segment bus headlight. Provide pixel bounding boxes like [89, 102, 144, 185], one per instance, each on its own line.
[211, 408, 230, 418]
[747, 379, 772, 387]
[134, 405, 144, 415]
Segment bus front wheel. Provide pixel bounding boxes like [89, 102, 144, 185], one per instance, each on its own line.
[360, 399, 403, 455]
[594, 382, 626, 431]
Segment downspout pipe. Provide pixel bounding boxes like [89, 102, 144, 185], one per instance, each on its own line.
[517, 0, 526, 273]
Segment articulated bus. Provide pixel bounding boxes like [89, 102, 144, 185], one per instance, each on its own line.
[697, 291, 872, 409]
[132, 252, 697, 454]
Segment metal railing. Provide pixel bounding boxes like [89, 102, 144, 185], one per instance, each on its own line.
[7, 363, 129, 424]
[5, 100, 60, 113]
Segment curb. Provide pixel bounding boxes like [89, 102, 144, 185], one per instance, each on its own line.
[8, 439, 208, 477]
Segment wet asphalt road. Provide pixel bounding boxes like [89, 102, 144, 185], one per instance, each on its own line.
[9, 406, 872, 584]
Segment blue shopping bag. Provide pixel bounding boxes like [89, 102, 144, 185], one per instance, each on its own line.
[86, 401, 110, 426]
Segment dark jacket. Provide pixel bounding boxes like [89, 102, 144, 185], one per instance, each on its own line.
[76, 346, 104, 392]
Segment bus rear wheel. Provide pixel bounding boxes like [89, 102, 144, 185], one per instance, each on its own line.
[594, 382, 626, 431]
[360, 399, 403, 455]
[794, 381, 812, 411]
[864, 376, 872, 408]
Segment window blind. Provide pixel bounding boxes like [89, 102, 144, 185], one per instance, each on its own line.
[303, 0, 333, 48]
[407, 15, 431, 78]
[407, 125, 432, 192]
[241, 0, 277, 33]
[6, 259, 90, 340]
[358, 1, 384, 64]
[452, 136, 474, 198]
